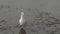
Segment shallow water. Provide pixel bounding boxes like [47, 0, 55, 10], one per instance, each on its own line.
[0, 0, 60, 34]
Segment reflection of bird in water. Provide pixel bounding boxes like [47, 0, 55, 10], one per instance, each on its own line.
[19, 8, 26, 34]
[19, 28, 26, 34]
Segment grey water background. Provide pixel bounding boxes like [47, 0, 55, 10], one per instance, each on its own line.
[0, 0, 60, 34]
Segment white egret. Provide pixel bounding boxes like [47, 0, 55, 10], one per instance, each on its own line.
[19, 8, 26, 27]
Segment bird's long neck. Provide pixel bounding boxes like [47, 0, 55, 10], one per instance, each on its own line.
[21, 14, 24, 19]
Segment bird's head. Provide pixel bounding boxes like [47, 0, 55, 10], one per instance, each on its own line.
[21, 12, 24, 15]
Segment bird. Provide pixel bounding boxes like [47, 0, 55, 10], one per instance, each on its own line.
[19, 12, 26, 27]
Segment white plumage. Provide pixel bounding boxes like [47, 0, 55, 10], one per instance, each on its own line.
[19, 12, 26, 26]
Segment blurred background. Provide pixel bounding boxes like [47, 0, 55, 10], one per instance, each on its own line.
[0, 0, 60, 34]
